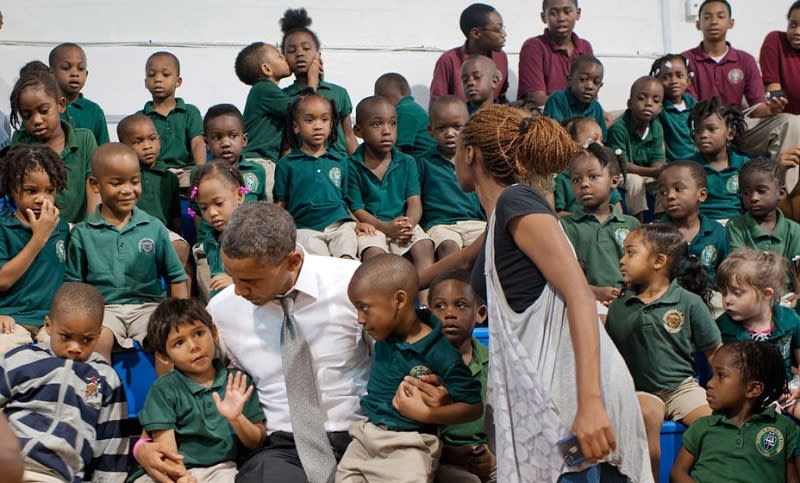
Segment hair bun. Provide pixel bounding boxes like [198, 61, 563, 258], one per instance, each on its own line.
[280, 8, 312, 34]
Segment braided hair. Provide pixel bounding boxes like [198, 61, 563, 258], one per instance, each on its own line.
[188, 160, 246, 206]
[688, 96, 747, 149]
[717, 340, 787, 413]
[0, 144, 67, 200]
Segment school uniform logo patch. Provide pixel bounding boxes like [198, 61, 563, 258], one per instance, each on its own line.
[138, 238, 155, 254]
[756, 427, 784, 457]
[663, 309, 685, 333]
[700, 245, 717, 266]
[55, 240, 66, 263]
[614, 228, 631, 246]
[329, 167, 343, 188]
[243, 173, 259, 192]
[728, 68, 744, 85]
[726, 175, 739, 194]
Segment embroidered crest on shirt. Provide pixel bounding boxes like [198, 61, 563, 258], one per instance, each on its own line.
[663, 309, 685, 333]
[55, 240, 66, 263]
[756, 427, 784, 457]
[409, 365, 432, 379]
[727, 68, 744, 85]
[614, 228, 631, 246]
[700, 245, 717, 266]
[138, 238, 155, 254]
[726, 175, 739, 194]
[329, 167, 342, 188]
[85, 376, 102, 405]
[243, 173, 259, 192]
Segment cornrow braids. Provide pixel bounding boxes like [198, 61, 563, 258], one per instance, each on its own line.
[720, 105, 747, 148]
[688, 96, 747, 148]
[739, 157, 785, 188]
[9, 71, 62, 129]
[1, 144, 67, 199]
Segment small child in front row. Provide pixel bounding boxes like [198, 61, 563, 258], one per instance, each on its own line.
[544, 55, 607, 139]
[671, 340, 800, 483]
[1, 282, 128, 482]
[274, 90, 360, 259]
[605, 224, 721, 480]
[428, 270, 496, 483]
[65, 143, 189, 363]
[129, 298, 265, 483]
[650, 54, 698, 162]
[461, 55, 500, 114]
[337, 254, 482, 482]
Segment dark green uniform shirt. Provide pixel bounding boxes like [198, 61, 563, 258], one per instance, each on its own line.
[560, 206, 639, 287]
[283, 80, 353, 157]
[607, 109, 665, 167]
[139, 98, 203, 170]
[396, 96, 436, 159]
[440, 338, 489, 446]
[554, 169, 622, 213]
[691, 151, 747, 220]
[544, 88, 607, 139]
[727, 210, 800, 259]
[137, 161, 180, 228]
[64, 206, 187, 304]
[347, 146, 421, 222]
[663, 213, 729, 288]
[274, 149, 351, 231]
[0, 214, 68, 327]
[361, 310, 482, 432]
[243, 79, 294, 161]
[417, 147, 484, 230]
[62, 94, 109, 145]
[660, 93, 698, 162]
[606, 280, 721, 393]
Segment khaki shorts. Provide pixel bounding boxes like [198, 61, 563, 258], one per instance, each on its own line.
[134, 461, 237, 483]
[168, 167, 193, 189]
[357, 224, 432, 257]
[427, 220, 486, 250]
[246, 157, 276, 203]
[637, 376, 708, 421]
[193, 243, 213, 304]
[0, 324, 49, 356]
[297, 220, 358, 258]
[102, 303, 159, 349]
[22, 459, 65, 483]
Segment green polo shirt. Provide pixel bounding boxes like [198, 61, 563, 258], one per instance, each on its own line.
[396, 96, 436, 159]
[139, 98, 203, 170]
[347, 145, 421, 222]
[0, 214, 68, 327]
[606, 280, 721, 393]
[194, 231, 225, 300]
[274, 149, 351, 231]
[607, 109, 665, 167]
[660, 93, 698, 162]
[691, 151, 747, 220]
[61, 94, 109, 145]
[560, 206, 639, 287]
[64, 206, 187, 305]
[663, 213, 729, 287]
[11, 121, 96, 224]
[238, 157, 268, 202]
[718, 305, 800, 380]
[283, 80, 353, 156]
[682, 407, 800, 483]
[137, 161, 180, 227]
[417, 147, 484, 230]
[134, 360, 264, 474]
[362, 309, 482, 432]
[553, 169, 622, 213]
[243, 79, 294, 161]
[440, 338, 489, 446]
[544, 88, 607, 139]
[727, 210, 800, 259]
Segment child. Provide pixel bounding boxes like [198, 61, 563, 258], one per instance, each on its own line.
[138, 51, 205, 186]
[544, 55, 607, 138]
[651, 54, 698, 162]
[671, 340, 799, 482]
[0, 145, 69, 354]
[64, 143, 188, 363]
[336, 254, 482, 482]
[374, 72, 436, 158]
[274, 91, 359, 259]
[461, 55, 500, 114]
[0, 282, 128, 482]
[9, 71, 98, 223]
[689, 96, 749, 222]
[430, 3, 508, 102]
[417, 96, 485, 260]
[715, 249, 800, 382]
[517, 0, 594, 109]
[428, 270, 495, 483]
[129, 298, 265, 482]
[280, 8, 357, 156]
[346, 96, 435, 271]
[606, 224, 721, 480]
[48, 42, 109, 145]
[607, 76, 666, 219]
[560, 142, 638, 306]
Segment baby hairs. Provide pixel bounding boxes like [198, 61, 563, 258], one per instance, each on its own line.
[715, 248, 788, 301]
[9, 71, 62, 129]
[0, 144, 67, 200]
[280, 8, 321, 53]
[688, 96, 747, 149]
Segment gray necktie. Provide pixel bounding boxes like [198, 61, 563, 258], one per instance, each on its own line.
[278, 292, 337, 483]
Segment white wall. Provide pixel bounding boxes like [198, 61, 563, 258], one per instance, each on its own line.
[0, 0, 790, 139]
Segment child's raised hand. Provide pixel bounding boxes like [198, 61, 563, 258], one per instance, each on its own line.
[0, 316, 15, 335]
[212, 371, 254, 422]
[27, 199, 60, 242]
[307, 55, 322, 87]
[209, 274, 233, 291]
[355, 222, 376, 236]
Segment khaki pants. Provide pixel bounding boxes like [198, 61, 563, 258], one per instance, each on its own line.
[427, 221, 486, 250]
[22, 460, 65, 483]
[103, 303, 159, 349]
[622, 174, 655, 216]
[193, 243, 213, 304]
[134, 461, 238, 483]
[742, 113, 800, 192]
[336, 421, 441, 483]
[297, 221, 358, 258]
[246, 157, 276, 202]
[357, 225, 432, 257]
[637, 376, 708, 421]
[0, 324, 49, 356]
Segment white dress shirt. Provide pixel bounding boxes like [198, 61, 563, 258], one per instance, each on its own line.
[207, 252, 371, 434]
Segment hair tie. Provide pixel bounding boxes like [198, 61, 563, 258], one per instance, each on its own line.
[190, 186, 199, 200]
[238, 186, 250, 195]
[519, 117, 534, 135]
[186, 207, 197, 218]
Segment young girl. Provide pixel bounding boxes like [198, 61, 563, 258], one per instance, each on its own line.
[671, 340, 798, 483]
[280, 8, 357, 156]
[0, 145, 69, 353]
[688, 96, 749, 222]
[606, 223, 722, 480]
[651, 54, 697, 162]
[9, 71, 98, 223]
[274, 91, 361, 259]
[189, 161, 246, 302]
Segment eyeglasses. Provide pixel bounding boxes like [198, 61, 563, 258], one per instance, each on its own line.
[478, 26, 506, 34]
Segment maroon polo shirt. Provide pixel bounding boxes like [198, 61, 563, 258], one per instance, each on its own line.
[760, 30, 800, 115]
[429, 44, 509, 102]
[517, 29, 594, 99]
[683, 42, 765, 108]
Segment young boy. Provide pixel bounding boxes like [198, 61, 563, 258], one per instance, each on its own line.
[129, 298, 265, 482]
[138, 51, 205, 187]
[544, 56, 607, 138]
[0, 282, 128, 482]
[48, 42, 109, 145]
[418, 96, 485, 260]
[518, 0, 594, 109]
[461, 55, 500, 114]
[336, 254, 482, 482]
[64, 143, 188, 363]
[607, 76, 666, 219]
[428, 270, 495, 483]
[346, 97, 435, 271]
[374, 73, 436, 158]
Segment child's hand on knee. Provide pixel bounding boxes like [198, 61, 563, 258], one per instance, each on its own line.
[176, 475, 197, 483]
[0, 316, 15, 334]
